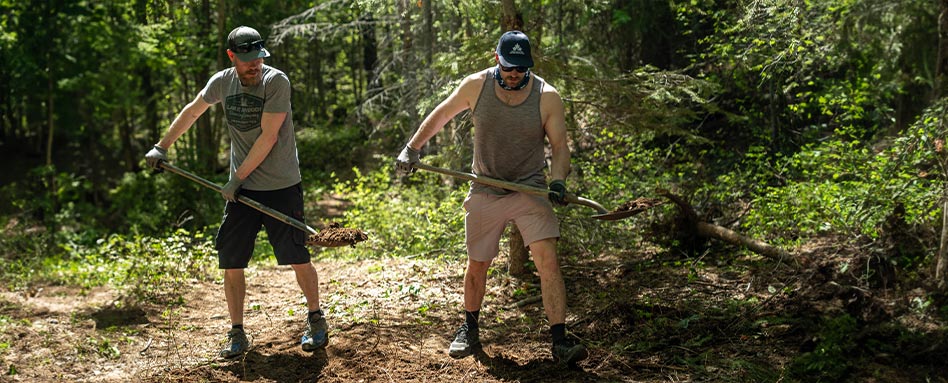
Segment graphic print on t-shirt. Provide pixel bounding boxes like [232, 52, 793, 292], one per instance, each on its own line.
[225, 93, 264, 132]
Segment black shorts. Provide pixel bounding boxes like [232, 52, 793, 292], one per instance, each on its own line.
[215, 183, 310, 269]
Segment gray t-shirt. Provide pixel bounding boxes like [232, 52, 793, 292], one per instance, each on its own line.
[201, 65, 302, 191]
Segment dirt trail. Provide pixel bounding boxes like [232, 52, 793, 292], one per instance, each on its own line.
[0, 255, 621, 383]
[3, 243, 948, 382]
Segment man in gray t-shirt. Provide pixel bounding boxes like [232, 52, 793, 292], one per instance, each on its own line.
[145, 26, 328, 359]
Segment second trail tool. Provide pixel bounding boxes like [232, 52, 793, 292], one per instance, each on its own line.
[159, 162, 367, 247]
[412, 163, 652, 221]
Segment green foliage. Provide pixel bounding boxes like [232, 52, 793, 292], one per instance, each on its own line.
[297, 124, 369, 183]
[790, 314, 859, 380]
[0, 228, 217, 305]
[742, 100, 946, 243]
[323, 163, 467, 260]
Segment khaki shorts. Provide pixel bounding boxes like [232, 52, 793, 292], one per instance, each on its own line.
[463, 192, 560, 262]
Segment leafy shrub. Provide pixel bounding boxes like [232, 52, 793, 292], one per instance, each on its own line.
[790, 314, 858, 380]
[743, 101, 945, 244]
[322, 163, 467, 260]
[0, 228, 217, 305]
[297, 124, 370, 184]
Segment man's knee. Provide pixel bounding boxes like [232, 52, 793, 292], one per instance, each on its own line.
[529, 238, 558, 258]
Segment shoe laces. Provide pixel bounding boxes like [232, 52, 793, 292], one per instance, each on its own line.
[227, 329, 244, 338]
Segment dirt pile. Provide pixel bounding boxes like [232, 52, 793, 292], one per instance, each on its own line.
[307, 223, 368, 247]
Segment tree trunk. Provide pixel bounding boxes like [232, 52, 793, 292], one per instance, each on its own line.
[508, 223, 528, 277]
[499, 0, 530, 274]
[500, 0, 523, 31]
[936, 0, 948, 288]
[399, 0, 413, 50]
[194, 0, 216, 172]
[937, 200, 948, 288]
[423, 0, 433, 65]
[45, 75, 54, 168]
[935, 0, 948, 99]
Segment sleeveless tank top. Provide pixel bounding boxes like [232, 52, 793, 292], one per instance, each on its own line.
[470, 70, 547, 195]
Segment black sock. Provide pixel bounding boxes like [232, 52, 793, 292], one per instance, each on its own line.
[308, 309, 324, 322]
[465, 310, 480, 329]
[551, 323, 566, 344]
[232, 324, 244, 331]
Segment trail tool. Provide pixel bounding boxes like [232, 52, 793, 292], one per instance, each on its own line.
[413, 163, 655, 221]
[159, 162, 367, 247]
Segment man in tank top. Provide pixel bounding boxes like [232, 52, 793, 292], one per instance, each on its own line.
[395, 30, 588, 366]
[145, 26, 328, 359]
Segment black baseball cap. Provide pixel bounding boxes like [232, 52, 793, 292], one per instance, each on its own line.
[496, 30, 534, 68]
[227, 26, 271, 62]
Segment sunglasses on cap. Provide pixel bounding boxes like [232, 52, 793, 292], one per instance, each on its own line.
[233, 39, 265, 54]
[500, 64, 529, 73]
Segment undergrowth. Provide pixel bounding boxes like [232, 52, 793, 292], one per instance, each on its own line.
[319, 163, 468, 260]
[0, 222, 217, 305]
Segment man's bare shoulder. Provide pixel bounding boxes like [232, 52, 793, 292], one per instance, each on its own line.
[455, 68, 492, 103]
[534, 74, 561, 95]
[459, 68, 492, 87]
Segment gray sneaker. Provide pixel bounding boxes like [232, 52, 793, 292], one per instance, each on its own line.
[219, 328, 250, 359]
[301, 315, 329, 351]
[448, 324, 480, 359]
[552, 339, 588, 365]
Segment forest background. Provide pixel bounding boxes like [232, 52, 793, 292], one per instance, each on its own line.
[4, 0, 948, 382]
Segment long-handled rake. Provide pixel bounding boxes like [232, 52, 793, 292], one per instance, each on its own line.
[413, 163, 657, 221]
[158, 162, 367, 247]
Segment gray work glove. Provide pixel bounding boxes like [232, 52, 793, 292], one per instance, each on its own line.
[395, 145, 420, 177]
[548, 180, 569, 206]
[144, 145, 168, 171]
[221, 177, 244, 202]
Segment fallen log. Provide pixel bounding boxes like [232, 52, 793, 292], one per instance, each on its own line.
[656, 189, 796, 266]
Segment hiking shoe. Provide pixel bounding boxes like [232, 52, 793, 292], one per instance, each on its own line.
[552, 339, 588, 365]
[219, 328, 250, 359]
[448, 324, 480, 359]
[301, 315, 329, 351]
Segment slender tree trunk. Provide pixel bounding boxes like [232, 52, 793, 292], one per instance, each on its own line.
[508, 225, 527, 276]
[499, 0, 529, 274]
[399, 0, 413, 50]
[935, 0, 948, 99]
[45, 70, 54, 167]
[423, 0, 433, 65]
[936, 199, 948, 287]
[45, 66, 58, 249]
[194, 0, 216, 171]
[314, 37, 326, 120]
[935, 0, 948, 288]
[0, 68, 8, 140]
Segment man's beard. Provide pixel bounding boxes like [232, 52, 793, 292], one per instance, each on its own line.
[240, 70, 262, 86]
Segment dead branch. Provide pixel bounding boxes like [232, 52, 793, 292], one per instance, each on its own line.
[657, 189, 796, 267]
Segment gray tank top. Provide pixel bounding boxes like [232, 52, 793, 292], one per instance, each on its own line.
[470, 70, 547, 195]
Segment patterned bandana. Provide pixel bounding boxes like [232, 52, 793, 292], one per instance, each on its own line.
[494, 66, 531, 91]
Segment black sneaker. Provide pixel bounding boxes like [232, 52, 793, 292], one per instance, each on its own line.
[552, 339, 588, 365]
[448, 324, 480, 358]
[220, 328, 250, 359]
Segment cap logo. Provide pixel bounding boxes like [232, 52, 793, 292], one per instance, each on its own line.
[509, 43, 525, 55]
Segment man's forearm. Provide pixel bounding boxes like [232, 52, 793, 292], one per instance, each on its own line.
[550, 144, 571, 181]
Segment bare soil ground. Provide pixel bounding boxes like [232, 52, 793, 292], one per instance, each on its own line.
[2, 238, 948, 382]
